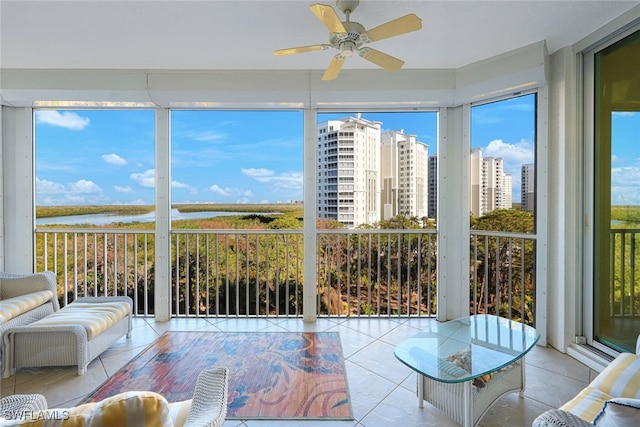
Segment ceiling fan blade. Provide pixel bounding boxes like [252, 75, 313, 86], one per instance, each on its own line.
[310, 3, 346, 34]
[322, 56, 346, 81]
[365, 13, 422, 42]
[274, 44, 331, 56]
[359, 47, 404, 72]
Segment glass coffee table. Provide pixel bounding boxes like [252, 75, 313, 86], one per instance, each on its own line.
[394, 314, 540, 427]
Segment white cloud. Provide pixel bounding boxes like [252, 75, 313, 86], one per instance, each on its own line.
[68, 179, 102, 194]
[609, 167, 640, 204]
[209, 184, 252, 198]
[36, 111, 90, 131]
[172, 180, 197, 194]
[242, 167, 303, 191]
[114, 185, 133, 193]
[36, 177, 109, 205]
[130, 169, 155, 188]
[180, 130, 225, 142]
[210, 184, 231, 197]
[36, 177, 66, 194]
[484, 139, 534, 165]
[241, 168, 274, 178]
[102, 153, 127, 166]
[613, 112, 638, 117]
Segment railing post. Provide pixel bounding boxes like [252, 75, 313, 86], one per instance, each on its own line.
[303, 108, 317, 322]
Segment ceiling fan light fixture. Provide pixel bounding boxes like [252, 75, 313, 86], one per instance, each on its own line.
[340, 40, 356, 56]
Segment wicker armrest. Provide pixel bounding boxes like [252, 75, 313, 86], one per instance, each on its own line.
[0, 272, 59, 311]
[0, 394, 48, 420]
[184, 367, 229, 427]
[532, 409, 594, 427]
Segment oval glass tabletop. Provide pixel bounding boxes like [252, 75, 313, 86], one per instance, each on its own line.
[394, 314, 540, 383]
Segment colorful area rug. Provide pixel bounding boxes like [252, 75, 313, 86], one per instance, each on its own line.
[85, 331, 352, 420]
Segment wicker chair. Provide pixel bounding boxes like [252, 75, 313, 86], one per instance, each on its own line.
[0, 394, 48, 420]
[0, 368, 229, 427]
[184, 367, 229, 427]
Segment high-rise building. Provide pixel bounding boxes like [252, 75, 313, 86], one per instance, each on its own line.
[428, 155, 438, 219]
[380, 130, 429, 219]
[521, 163, 535, 212]
[470, 148, 485, 217]
[317, 115, 381, 228]
[468, 148, 513, 217]
[503, 173, 513, 209]
[483, 156, 505, 212]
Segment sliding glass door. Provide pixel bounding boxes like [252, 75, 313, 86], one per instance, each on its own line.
[593, 29, 640, 353]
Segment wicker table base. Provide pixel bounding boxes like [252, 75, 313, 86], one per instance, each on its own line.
[418, 358, 525, 427]
[394, 315, 539, 427]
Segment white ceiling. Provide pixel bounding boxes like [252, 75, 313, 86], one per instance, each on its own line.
[1, 0, 639, 73]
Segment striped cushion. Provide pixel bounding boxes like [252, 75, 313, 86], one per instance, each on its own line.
[29, 301, 130, 340]
[0, 392, 172, 427]
[168, 399, 192, 427]
[0, 291, 53, 323]
[561, 353, 640, 422]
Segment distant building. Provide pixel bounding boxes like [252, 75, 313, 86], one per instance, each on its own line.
[521, 163, 535, 212]
[503, 173, 513, 209]
[318, 117, 517, 225]
[380, 130, 428, 219]
[469, 148, 513, 217]
[483, 156, 505, 211]
[317, 115, 381, 228]
[428, 155, 438, 218]
[470, 148, 485, 217]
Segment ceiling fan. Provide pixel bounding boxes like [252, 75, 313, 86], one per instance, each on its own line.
[274, 0, 422, 81]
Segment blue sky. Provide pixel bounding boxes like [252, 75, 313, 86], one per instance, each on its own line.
[35, 95, 542, 206]
[612, 112, 640, 205]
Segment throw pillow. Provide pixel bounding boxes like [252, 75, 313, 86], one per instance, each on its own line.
[593, 397, 640, 427]
[0, 391, 172, 427]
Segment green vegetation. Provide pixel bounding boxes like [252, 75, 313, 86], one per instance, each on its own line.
[609, 206, 640, 316]
[175, 203, 302, 216]
[37, 205, 154, 218]
[611, 205, 640, 228]
[470, 209, 535, 325]
[37, 205, 536, 323]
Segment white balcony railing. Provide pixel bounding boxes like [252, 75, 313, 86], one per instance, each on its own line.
[35, 227, 537, 325]
[610, 229, 640, 318]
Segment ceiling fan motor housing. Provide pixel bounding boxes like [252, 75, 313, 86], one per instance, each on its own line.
[330, 21, 366, 51]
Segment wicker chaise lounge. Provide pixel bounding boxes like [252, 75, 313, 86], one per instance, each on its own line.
[0, 272, 60, 372]
[2, 296, 133, 377]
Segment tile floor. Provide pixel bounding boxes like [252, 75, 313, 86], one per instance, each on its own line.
[1, 317, 596, 427]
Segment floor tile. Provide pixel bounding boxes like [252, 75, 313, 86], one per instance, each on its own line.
[344, 360, 397, 421]
[0, 317, 594, 427]
[480, 393, 554, 427]
[524, 363, 589, 409]
[360, 385, 460, 427]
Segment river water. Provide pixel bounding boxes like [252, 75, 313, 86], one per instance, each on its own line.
[36, 209, 261, 226]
